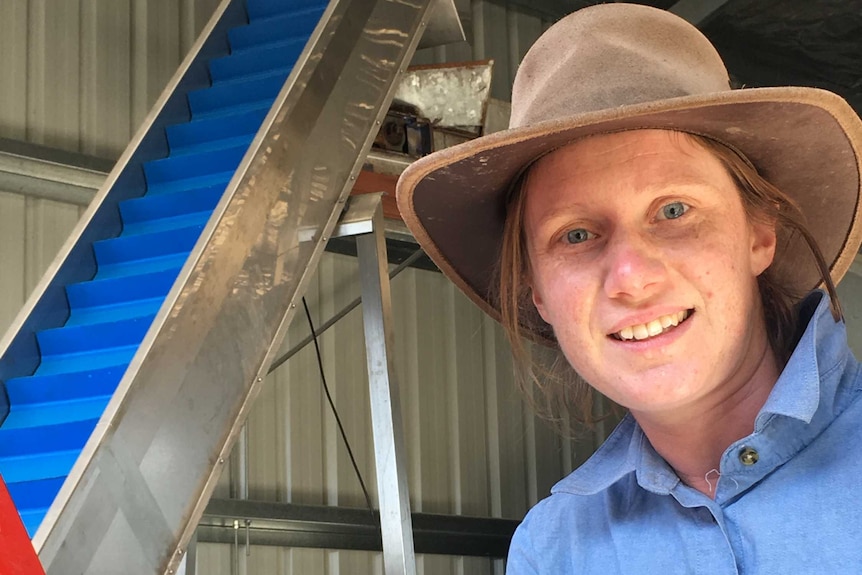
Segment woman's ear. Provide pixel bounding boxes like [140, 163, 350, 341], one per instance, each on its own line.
[750, 218, 778, 276]
[530, 284, 551, 325]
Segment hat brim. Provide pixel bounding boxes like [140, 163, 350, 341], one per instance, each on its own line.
[396, 87, 862, 343]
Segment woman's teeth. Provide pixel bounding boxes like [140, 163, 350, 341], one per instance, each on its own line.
[615, 310, 691, 341]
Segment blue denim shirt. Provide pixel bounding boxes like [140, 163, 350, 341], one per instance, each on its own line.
[507, 291, 862, 574]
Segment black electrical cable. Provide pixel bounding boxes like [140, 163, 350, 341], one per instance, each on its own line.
[269, 248, 425, 374]
[301, 296, 375, 514]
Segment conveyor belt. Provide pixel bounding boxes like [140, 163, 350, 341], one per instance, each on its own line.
[0, 0, 327, 538]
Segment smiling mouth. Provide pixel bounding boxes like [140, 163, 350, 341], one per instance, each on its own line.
[611, 309, 693, 341]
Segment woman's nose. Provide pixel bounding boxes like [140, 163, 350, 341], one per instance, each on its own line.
[602, 233, 669, 301]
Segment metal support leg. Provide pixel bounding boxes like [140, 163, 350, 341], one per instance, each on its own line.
[230, 426, 249, 575]
[355, 200, 416, 575]
[177, 530, 197, 575]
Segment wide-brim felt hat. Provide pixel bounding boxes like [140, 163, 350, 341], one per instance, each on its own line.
[396, 3, 862, 343]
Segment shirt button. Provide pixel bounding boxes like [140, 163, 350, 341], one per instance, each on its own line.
[738, 447, 759, 466]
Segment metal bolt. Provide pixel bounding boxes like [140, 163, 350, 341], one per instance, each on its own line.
[322, 237, 328, 242]
[218, 458, 225, 464]
[256, 377, 262, 382]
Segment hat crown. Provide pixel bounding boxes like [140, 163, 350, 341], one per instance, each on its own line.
[510, 4, 731, 128]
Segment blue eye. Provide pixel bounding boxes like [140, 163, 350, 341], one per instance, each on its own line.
[566, 229, 593, 244]
[660, 201, 689, 220]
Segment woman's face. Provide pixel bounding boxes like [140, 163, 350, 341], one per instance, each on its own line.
[524, 130, 777, 419]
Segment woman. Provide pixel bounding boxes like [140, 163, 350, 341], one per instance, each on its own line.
[397, 3, 862, 573]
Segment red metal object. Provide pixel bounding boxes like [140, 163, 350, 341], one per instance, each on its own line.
[0, 474, 45, 575]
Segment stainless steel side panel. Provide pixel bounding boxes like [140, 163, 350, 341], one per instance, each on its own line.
[418, 0, 463, 49]
[35, 0, 432, 570]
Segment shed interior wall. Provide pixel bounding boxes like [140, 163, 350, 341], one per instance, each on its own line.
[4, 1, 860, 574]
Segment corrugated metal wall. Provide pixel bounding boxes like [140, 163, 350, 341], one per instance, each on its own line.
[0, 1, 586, 573]
[0, 0, 222, 158]
[0, 191, 86, 330]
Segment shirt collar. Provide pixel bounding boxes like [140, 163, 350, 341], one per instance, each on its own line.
[552, 290, 854, 497]
[552, 413, 640, 496]
[755, 290, 843, 427]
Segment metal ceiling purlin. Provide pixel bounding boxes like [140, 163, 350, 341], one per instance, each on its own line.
[32, 0, 435, 572]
